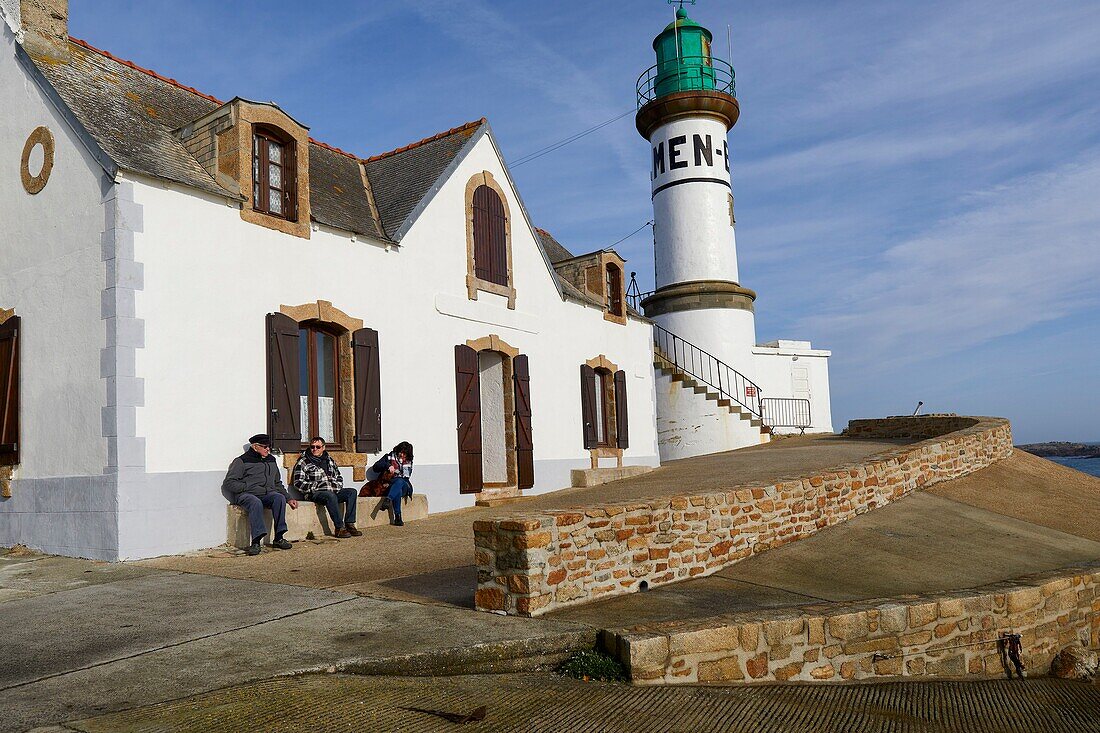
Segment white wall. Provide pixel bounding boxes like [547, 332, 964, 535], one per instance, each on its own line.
[650, 116, 738, 288]
[655, 369, 767, 461]
[130, 132, 659, 536]
[752, 343, 834, 434]
[0, 25, 118, 559]
[0, 26, 107, 479]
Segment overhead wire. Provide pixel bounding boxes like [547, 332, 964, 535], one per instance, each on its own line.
[510, 108, 635, 168]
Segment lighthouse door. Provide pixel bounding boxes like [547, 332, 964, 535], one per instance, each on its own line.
[792, 365, 810, 402]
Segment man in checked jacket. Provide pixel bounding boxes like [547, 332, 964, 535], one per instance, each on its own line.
[291, 437, 361, 538]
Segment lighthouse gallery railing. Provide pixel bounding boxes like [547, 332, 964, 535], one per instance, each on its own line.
[653, 324, 763, 418]
[636, 56, 736, 107]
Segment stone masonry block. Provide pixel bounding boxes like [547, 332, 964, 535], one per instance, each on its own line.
[102, 346, 136, 378]
[101, 287, 137, 320]
[105, 317, 145, 348]
[106, 194, 144, 233]
[107, 376, 144, 407]
[107, 259, 144, 290]
[102, 228, 135, 262]
[669, 626, 739, 656]
[107, 437, 145, 469]
[102, 405, 136, 438]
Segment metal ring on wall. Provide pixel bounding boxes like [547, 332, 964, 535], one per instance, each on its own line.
[21, 126, 55, 195]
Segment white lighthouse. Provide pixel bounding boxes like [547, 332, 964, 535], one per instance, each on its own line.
[638, 7, 834, 459]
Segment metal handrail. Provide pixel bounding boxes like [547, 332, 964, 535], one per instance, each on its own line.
[761, 398, 811, 433]
[637, 56, 736, 107]
[653, 324, 762, 417]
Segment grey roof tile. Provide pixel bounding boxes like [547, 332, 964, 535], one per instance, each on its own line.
[364, 120, 483, 240]
[534, 228, 574, 263]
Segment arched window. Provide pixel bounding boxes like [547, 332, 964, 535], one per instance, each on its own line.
[252, 125, 297, 221]
[298, 322, 341, 445]
[605, 263, 624, 317]
[472, 184, 508, 286]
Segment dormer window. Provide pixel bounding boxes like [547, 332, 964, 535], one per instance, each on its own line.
[252, 126, 297, 221]
[605, 263, 624, 317]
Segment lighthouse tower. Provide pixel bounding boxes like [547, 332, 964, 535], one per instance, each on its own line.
[637, 8, 833, 459]
[637, 8, 757, 371]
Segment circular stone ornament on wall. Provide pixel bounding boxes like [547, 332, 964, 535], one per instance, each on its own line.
[21, 126, 55, 195]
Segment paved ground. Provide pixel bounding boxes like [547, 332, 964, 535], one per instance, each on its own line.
[0, 550, 591, 733]
[929, 448, 1100, 542]
[142, 435, 905, 607]
[6, 442, 1100, 732]
[63, 673, 1100, 733]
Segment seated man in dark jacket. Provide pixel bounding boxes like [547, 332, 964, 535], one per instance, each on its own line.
[222, 433, 297, 555]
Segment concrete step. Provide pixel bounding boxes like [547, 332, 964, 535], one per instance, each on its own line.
[571, 465, 657, 488]
[227, 494, 429, 549]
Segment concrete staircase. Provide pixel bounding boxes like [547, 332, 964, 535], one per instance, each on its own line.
[652, 351, 771, 461]
[653, 351, 771, 436]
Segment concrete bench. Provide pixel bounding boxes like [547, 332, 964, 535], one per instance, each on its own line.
[226, 494, 428, 549]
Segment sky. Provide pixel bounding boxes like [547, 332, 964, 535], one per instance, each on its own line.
[67, 1, 1100, 444]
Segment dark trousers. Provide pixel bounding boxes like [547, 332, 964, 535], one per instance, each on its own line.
[387, 478, 411, 520]
[312, 487, 358, 528]
[236, 492, 287, 541]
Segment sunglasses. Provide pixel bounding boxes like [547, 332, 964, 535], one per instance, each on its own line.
[310, 445, 325, 450]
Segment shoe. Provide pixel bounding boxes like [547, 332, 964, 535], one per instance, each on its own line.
[334, 527, 351, 539]
[392, 518, 404, 527]
[246, 543, 262, 556]
[272, 537, 293, 550]
[345, 524, 362, 537]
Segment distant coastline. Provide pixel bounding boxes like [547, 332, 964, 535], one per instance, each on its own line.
[1017, 441, 1100, 458]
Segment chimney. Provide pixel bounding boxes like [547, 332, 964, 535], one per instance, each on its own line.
[19, 0, 68, 61]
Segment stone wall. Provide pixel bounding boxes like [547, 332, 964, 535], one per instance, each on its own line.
[610, 561, 1100, 684]
[847, 414, 981, 440]
[474, 416, 1013, 617]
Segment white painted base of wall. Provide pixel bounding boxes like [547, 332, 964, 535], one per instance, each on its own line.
[0, 453, 661, 561]
[0, 475, 119, 560]
[655, 370, 769, 462]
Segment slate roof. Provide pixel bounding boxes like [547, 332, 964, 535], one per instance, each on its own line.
[33, 39, 224, 197]
[534, 228, 575, 264]
[25, 38, 485, 243]
[364, 121, 484, 240]
[22, 37, 644, 318]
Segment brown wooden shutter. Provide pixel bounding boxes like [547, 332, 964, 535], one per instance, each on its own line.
[580, 364, 597, 450]
[353, 327, 381, 453]
[472, 186, 492, 282]
[487, 189, 508, 286]
[614, 369, 629, 449]
[455, 344, 483, 493]
[284, 141, 298, 222]
[266, 312, 301, 451]
[0, 316, 20, 465]
[513, 354, 534, 490]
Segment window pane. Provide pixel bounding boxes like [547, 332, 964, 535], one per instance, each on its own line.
[594, 373, 605, 443]
[269, 164, 281, 189]
[317, 397, 335, 444]
[299, 330, 310, 439]
[269, 189, 283, 214]
[315, 332, 336, 398]
[269, 141, 282, 163]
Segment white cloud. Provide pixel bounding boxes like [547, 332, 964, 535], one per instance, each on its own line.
[796, 150, 1100, 366]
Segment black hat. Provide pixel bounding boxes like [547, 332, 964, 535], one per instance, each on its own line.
[249, 433, 271, 447]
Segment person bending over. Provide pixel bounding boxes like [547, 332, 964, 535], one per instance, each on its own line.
[292, 437, 361, 538]
[222, 433, 297, 555]
[372, 441, 414, 526]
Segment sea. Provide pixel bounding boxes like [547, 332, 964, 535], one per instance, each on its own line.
[1045, 443, 1100, 479]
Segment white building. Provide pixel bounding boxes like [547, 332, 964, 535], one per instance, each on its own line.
[0, 2, 660, 560]
[635, 8, 833, 461]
